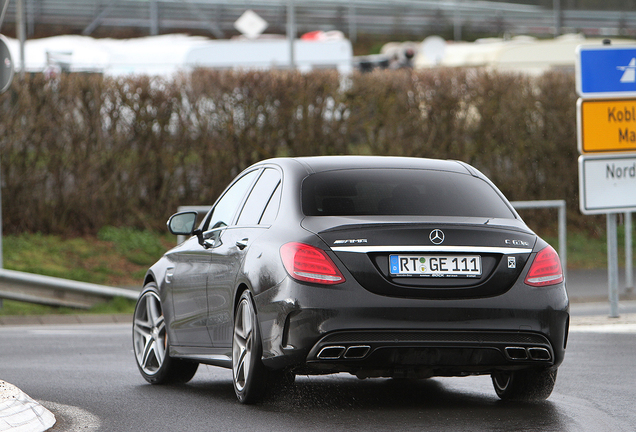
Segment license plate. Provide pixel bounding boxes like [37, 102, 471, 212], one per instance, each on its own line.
[389, 254, 482, 278]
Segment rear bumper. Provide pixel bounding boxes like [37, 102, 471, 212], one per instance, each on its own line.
[303, 329, 557, 378]
[255, 277, 569, 376]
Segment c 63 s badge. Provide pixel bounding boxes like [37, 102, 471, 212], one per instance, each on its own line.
[505, 239, 529, 247]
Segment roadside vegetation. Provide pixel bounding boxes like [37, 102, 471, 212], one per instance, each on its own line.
[1, 224, 634, 315]
[0, 69, 591, 236]
[0, 227, 173, 315]
[0, 69, 633, 315]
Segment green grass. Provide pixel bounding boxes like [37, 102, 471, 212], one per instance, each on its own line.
[0, 297, 137, 316]
[1, 227, 174, 315]
[3, 227, 173, 285]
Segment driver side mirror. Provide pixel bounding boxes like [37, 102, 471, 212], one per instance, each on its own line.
[167, 211, 198, 236]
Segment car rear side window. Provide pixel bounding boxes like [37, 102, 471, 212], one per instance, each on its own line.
[237, 168, 281, 226]
[301, 169, 515, 219]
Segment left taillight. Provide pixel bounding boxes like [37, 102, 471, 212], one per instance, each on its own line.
[524, 245, 564, 287]
[280, 242, 345, 285]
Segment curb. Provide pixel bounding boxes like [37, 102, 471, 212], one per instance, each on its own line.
[570, 313, 636, 326]
[0, 381, 55, 432]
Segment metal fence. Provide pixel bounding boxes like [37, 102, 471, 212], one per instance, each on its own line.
[510, 200, 567, 281]
[3, 0, 636, 41]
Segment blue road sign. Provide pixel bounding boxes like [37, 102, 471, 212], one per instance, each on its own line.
[576, 45, 636, 98]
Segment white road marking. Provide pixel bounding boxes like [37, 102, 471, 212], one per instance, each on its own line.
[569, 323, 636, 333]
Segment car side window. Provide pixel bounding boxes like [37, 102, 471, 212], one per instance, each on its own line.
[206, 170, 259, 231]
[236, 168, 281, 226]
[258, 183, 281, 225]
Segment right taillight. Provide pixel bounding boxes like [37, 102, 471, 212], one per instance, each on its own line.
[524, 245, 564, 287]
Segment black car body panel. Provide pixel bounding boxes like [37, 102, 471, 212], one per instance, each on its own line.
[137, 156, 569, 398]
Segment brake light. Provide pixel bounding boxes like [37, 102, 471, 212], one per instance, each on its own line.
[280, 242, 345, 285]
[525, 245, 564, 287]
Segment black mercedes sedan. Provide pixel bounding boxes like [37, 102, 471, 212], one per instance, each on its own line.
[132, 156, 568, 404]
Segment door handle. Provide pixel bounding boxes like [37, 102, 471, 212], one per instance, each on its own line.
[236, 238, 249, 250]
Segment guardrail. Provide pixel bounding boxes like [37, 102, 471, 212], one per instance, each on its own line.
[0, 268, 139, 309]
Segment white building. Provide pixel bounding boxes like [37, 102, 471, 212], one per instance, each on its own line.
[411, 34, 636, 74]
[4, 33, 353, 77]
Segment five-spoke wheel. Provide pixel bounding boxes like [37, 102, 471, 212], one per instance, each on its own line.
[132, 283, 198, 384]
[232, 291, 267, 403]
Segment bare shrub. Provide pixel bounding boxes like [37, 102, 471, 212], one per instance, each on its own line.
[0, 68, 589, 235]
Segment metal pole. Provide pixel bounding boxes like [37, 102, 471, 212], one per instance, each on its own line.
[287, 0, 295, 69]
[348, 1, 356, 44]
[0, 155, 3, 270]
[558, 201, 567, 282]
[607, 213, 619, 318]
[626, 212, 633, 293]
[17, 0, 26, 79]
[553, 0, 561, 37]
[510, 199, 567, 276]
[0, 1, 7, 273]
[454, 0, 462, 41]
[150, 0, 159, 36]
[0, 0, 10, 32]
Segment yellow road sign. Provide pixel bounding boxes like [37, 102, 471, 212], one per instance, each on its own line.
[577, 98, 636, 154]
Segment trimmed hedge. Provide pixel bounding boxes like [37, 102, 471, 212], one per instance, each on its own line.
[0, 68, 588, 235]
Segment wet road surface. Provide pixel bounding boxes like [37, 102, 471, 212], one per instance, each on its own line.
[0, 318, 635, 432]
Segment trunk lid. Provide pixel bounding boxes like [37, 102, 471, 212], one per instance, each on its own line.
[302, 216, 536, 299]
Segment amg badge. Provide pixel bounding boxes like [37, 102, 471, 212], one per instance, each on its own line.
[334, 239, 368, 244]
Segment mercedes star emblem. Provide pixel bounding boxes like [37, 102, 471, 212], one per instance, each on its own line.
[429, 229, 445, 245]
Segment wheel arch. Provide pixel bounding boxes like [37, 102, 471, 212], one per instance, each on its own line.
[143, 272, 156, 288]
[234, 283, 252, 315]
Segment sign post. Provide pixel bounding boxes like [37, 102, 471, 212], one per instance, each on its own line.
[0, 34, 12, 275]
[0, 34, 12, 93]
[576, 43, 636, 318]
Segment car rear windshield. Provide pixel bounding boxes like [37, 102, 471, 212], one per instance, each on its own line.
[301, 169, 515, 219]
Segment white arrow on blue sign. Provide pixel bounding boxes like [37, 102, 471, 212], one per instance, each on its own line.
[576, 45, 636, 99]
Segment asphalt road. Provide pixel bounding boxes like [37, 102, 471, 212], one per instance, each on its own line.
[1, 314, 635, 432]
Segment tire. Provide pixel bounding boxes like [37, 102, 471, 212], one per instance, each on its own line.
[232, 291, 268, 404]
[491, 368, 557, 401]
[132, 284, 198, 384]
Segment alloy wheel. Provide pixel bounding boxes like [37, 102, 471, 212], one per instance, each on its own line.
[133, 291, 167, 375]
[232, 297, 254, 392]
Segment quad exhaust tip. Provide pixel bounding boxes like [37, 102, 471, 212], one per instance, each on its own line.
[317, 345, 371, 360]
[317, 346, 346, 359]
[344, 345, 371, 359]
[505, 346, 551, 361]
[528, 347, 551, 361]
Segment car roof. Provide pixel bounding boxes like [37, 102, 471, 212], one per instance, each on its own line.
[257, 156, 473, 175]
